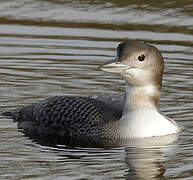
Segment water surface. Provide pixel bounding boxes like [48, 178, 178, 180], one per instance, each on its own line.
[0, 0, 193, 179]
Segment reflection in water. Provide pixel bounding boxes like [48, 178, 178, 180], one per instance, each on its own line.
[124, 135, 178, 179]
[49, 134, 178, 180]
[126, 147, 166, 179]
[25, 126, 178, 179]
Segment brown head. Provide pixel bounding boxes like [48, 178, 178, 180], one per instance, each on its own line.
[99, 41, 164, 90]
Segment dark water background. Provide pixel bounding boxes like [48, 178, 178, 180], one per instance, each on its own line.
[0, 0, 193, 179]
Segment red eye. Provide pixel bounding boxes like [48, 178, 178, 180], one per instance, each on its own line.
[138, 54, 145, 61]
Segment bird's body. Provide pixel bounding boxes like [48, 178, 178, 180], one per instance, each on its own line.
[2, 41, 180, 144]
[13, 95, 123, 141]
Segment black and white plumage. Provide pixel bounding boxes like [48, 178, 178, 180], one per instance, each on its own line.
[4, 94, 123, 145]
[18, 95, 123, 136]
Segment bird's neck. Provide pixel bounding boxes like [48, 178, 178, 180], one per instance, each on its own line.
[123, 82, 161, 114]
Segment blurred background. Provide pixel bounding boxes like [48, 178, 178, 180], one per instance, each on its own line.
[0, 0, 193, 180]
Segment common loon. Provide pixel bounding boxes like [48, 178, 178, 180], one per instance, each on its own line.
[2, 41, 180, 142]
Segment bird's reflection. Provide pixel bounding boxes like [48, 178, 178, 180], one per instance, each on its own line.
[123, 135, 178, 180]
[24, 132, 178, 180]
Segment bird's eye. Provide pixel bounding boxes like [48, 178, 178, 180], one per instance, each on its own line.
[138, 54, 145, 61]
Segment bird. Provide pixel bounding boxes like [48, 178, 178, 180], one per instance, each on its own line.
[2, 41, 180, 145]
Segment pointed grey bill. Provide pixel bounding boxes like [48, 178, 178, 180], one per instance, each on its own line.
[98, 58, 128, 74]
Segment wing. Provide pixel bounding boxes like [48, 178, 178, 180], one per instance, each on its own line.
[3, 94, 124, 141]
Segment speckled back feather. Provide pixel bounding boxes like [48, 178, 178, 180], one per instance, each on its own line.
[14, 95, 123, 140]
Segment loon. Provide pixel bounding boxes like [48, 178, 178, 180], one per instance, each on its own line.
[2, 41, 180, 142]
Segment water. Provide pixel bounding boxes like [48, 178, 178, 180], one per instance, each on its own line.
[0, 0, 193, 179]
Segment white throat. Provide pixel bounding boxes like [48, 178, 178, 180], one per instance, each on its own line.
[123, 82, 160, 113]
[114, 82, 180, 138]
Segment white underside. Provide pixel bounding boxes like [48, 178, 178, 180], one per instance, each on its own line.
[117, 108, 180, 138]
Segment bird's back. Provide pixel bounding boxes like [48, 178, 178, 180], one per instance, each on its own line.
[11, 94, 123, 142]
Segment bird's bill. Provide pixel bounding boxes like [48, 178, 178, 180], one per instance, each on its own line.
[98, 58, 127, 74]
